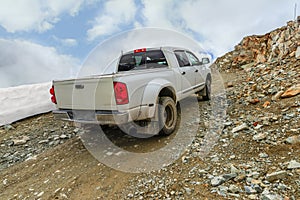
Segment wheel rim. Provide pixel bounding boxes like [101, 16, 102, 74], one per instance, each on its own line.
[163, 104, 175, 128]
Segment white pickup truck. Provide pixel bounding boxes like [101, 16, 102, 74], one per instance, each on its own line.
[50, 47, 211, 135]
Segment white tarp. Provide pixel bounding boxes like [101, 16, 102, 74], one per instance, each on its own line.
[0, 82, 56, 126]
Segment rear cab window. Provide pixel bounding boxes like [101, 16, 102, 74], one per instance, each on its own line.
[118, 49, 168, 72]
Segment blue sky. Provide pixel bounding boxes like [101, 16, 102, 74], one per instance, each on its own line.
[0, 0, 298, 87]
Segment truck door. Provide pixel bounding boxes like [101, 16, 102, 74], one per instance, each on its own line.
[186, 51, 205, 91]
[174, 50, 196, 98]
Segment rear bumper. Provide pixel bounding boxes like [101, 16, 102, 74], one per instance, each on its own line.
[52, 109, 129, 124]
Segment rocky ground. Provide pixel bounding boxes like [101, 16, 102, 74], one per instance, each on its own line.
[0, 21, 299, 199]
[0, 114, 80, 171]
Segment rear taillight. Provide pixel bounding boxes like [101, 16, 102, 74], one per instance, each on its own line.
[50, 85, 57, 104]
[49, 86, 54, 95]
[113, 82, 129, 105]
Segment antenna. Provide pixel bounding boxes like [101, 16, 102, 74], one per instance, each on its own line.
[294, 3, 297, 21]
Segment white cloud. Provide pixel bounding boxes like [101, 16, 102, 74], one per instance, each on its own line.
[0, 1, 43, 32]
[46, 0, 88, 16]
[61, 38, 78, 47]
[139, 0, 297, 57]
[53, 36, 78, 47]
[0, 39, 79, 88]
[87, 0, 137, 41]
[0, 0, 97, 33]
[140, 0, 177, 29]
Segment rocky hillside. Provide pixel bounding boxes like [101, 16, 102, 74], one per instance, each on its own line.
[0, 20, 299, 200]
[217, 20, 300, 68]
[206, 20, 300, 199]
[216, 20, 300, 106]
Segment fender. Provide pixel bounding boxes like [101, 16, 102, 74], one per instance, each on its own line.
[139, 78, 176, 119]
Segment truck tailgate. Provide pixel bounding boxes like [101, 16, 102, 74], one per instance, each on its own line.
[53, 76, 116, 110]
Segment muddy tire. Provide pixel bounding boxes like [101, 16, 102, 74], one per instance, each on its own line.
[158, 97, 178, 136]
[202, 77, 211, 101]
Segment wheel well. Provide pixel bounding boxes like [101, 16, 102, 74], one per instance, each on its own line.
[159, 87, 176, 102]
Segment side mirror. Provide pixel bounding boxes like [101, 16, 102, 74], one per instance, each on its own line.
[202, 58, 210, 64]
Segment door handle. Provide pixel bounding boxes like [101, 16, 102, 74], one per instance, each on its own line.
[195, 69, 198, 72]
[181, 71, 186, 75]
[75, 84, 84, 89]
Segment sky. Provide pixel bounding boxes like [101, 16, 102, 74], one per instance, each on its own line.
[0, 0, 298, 88]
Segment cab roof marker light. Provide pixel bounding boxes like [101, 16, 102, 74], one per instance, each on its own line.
[134, 48, 146, 53]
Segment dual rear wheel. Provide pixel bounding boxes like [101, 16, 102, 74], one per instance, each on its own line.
[157, 96, 178, 136]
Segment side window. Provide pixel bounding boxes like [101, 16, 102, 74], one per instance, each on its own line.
[174, 50, 190, 67]
[186, 51, 200, 65]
